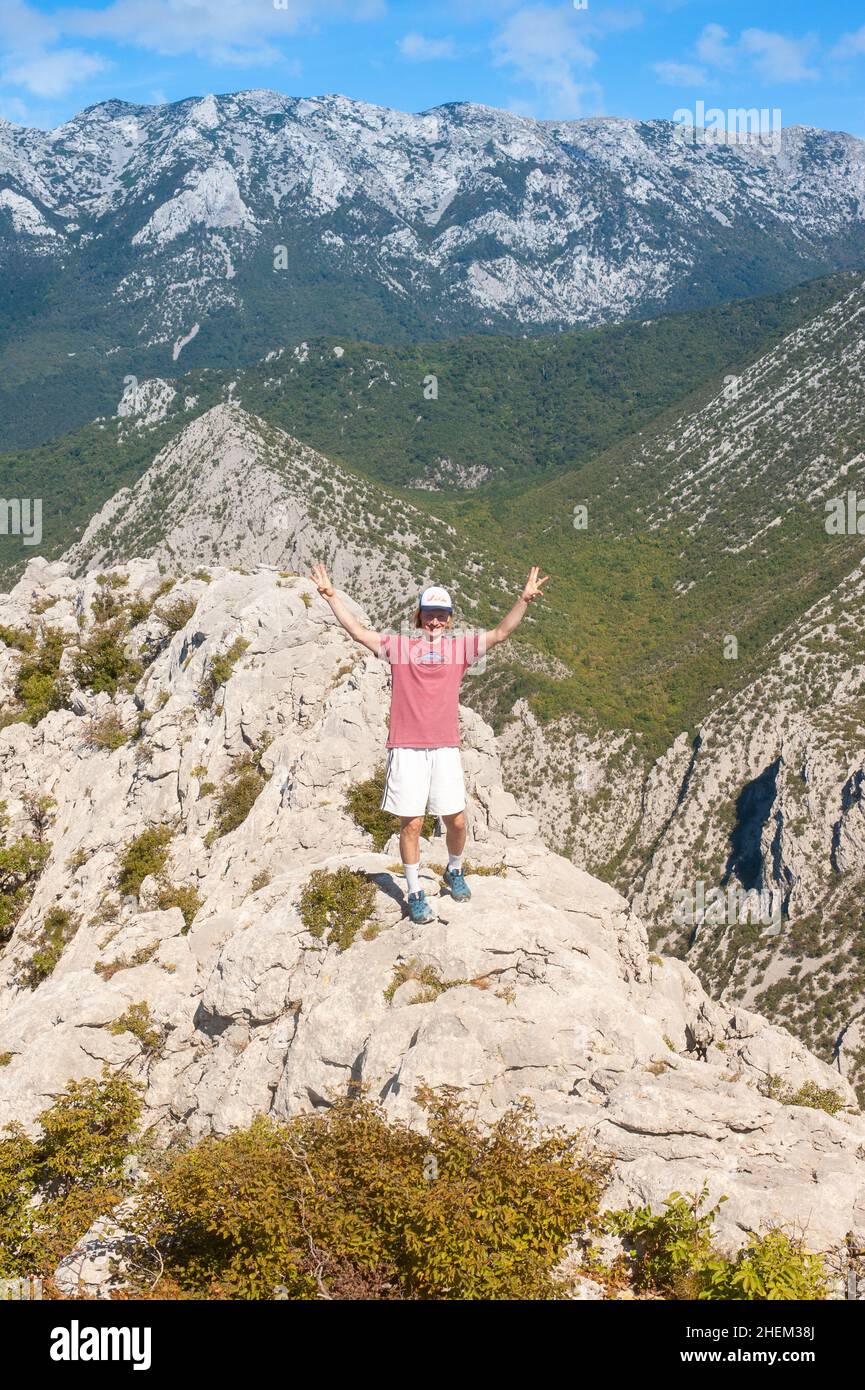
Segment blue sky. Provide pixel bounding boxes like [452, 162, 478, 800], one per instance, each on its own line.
[2, 0, 865, 136]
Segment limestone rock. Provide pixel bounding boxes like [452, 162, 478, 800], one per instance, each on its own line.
[0, 560, 863, 1267]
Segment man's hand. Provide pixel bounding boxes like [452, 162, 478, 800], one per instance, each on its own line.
[521, 566, 550, 603]
[310, 562, 334, 598]
[308, 563, 380, 655]
[485, 566, 551, 652]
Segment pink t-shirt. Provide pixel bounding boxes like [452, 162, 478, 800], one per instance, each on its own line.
[379, 631, 485, 748]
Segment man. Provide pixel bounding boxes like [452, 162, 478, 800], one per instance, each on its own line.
[309, 564, 550, 924]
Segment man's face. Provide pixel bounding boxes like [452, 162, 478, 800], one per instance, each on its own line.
[420, 607, 451, 635]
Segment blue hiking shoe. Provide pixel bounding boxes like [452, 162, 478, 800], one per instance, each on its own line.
[442, 866, 471, 902]
[407, 890, 436, 925]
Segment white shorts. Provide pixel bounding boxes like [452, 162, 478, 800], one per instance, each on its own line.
[380, 747, 466, 818]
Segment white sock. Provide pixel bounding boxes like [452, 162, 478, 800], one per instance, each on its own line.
[448, 852, 463, 873]
[403, 861, 421, 896]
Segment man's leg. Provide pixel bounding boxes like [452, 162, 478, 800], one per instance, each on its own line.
[399, 816, 424, 897]
[442, 811, 466, 870]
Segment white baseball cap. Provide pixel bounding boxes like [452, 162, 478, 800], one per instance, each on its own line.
[418, 585, 453, 611]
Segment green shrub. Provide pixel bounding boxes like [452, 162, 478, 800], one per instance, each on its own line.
[0, 1067, 143, 1278]
[24, 906, 79, 989]
[126, 1089, 608, 1300]
[72, 619, 141, 696]
[346, 768, 435, 851]
[605, 1185, 726, 1298]
[700, 1230, 828, 1300]
[91, 587, 124, 624]
[604, 1183, 828, 1300]
[205, 757, 265, 844]
[0, 625, 34, 653]
[127, 595, 154, 626]
[197, 637, 250, 708]
[157, 883, 203, 931]
[0, 802, 50, 943]
[95, 943, 158, 980]
[108, 1002, 164, 1055]
[11, 627, 69, 724]
[155, 596, 197, 634]
[85, 711, 130, 750]
[299, 867, 376, 952]
[117, 826, 174, 896]
[430, 860, 507, 878]
[763, 1075, 846, 1115]
[384, 959, 452, 1004]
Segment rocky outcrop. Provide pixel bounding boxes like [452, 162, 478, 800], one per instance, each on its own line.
[63, 403, 491, 631]
[1, 558, 865, 1265]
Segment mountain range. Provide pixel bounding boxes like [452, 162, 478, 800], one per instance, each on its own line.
[3, 93, 865, 1111]
[3, 92, 865, 446]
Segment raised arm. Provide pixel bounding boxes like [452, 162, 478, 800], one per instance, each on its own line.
[484, 566, 550, 652]
[309, 563, 381, 655]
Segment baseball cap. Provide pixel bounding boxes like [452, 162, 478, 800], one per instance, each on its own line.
[418, 585, 453, 612]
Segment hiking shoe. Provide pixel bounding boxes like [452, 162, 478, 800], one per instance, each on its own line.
[442, 866, 471, 902]
[407, 890, 436, 925]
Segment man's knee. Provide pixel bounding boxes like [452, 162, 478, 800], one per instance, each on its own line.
[400, 816, 424, 836]
[442, 811, 466, 831]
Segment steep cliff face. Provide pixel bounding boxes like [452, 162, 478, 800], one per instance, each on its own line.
[498, 566, 865, 1098]
[1, 558, 864, 1262]
[491, 277, 865, 1096]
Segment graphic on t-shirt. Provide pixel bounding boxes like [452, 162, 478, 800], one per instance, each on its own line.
[378, 631, 484, 748]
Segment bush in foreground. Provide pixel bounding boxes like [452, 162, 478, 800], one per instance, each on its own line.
[128, 1089, 608, 1300]
[0, 1076, 831, 1302]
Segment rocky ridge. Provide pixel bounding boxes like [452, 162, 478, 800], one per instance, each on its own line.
[65, 401, 490, 629]
[0, 557, 864, 1276]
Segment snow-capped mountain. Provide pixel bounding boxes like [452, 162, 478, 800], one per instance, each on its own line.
[2, 92, 865, 392]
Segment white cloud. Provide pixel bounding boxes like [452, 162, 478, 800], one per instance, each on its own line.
[66, 0, 384, 58]
[740, 28, 819, 83]
[491, 4, 602, 118]
[831, 24, 865, 61]
[693, 22, 819, 84]
[0, 0, 384, 85]
[0, 1, 57, 50]
[3, 48, 107, 98]
[695, 23, 735, 70]
[0, 94, 31, 123]
[652, 60, 707, 86]
[399, 33, 458, 62]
